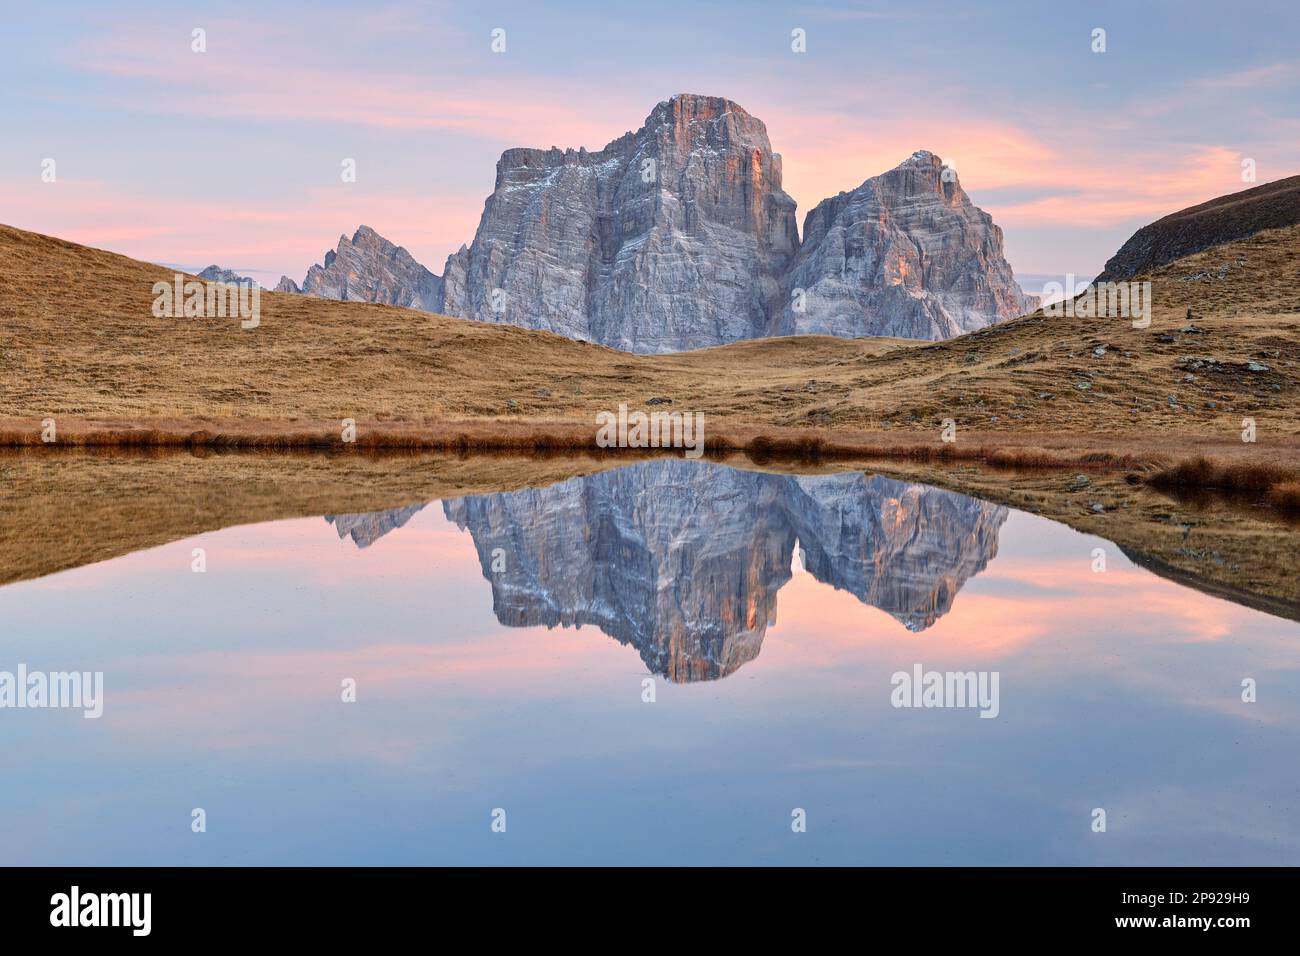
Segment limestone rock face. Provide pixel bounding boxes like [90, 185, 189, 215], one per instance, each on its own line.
[277, 100, 1035, 350]
[273, 275, 301, 294]
[785, 473, 1007, 631]
[442, 461, 790, 681]
[440, 93, 800, 353]
[294, 225, 442, 310]
[197, 265, 257, 287]
[778, 151, 1037, 339]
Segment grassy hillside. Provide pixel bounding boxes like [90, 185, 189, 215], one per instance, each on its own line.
[2, 220, 1297, 466]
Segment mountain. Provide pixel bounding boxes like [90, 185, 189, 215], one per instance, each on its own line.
[440, 96, 1031, 350]
[270, 96, 1031, 351]
[778, 151, 1037, 338]
[785, 472, 1006, 631]
[197, 264, 257, 287]
[278, 225, 442, 310]
[441, 94, 799, 352]
[1096, 175, 1300, 282]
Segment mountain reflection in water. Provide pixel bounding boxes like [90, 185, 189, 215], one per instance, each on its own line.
[327, 460, 1008, 681]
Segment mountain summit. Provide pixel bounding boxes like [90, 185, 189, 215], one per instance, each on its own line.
[274, 96, 1034, 352]
[441, 93, 799, 352]
[779, 151, 1037, 339]
[277, 225, 442, 310]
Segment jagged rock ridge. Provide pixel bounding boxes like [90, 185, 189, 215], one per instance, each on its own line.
[325, 504, 427, 548]
[276, 225, 442, 310]
[778, 151, 1037, 339]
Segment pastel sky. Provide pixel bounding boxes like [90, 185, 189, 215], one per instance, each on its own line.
[4, 498, 1299, 864]
[3, 0, 1298, 291]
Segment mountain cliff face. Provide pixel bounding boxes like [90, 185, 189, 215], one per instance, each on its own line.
[785, 473, 1006, 631]
[278, 225, 442, 310]
[1095, 175, 1300, 282]
[778, 151, 1036, 338]
[277, 96, 1032, 349]
[323, 461, 1006, 680]
[440, 94, 799, 352]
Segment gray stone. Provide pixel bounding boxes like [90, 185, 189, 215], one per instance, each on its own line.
[197, 264, 257, 287]
[441, 94, 799, 353]
[776, 151, 1037, 339]
[293, 225, 442, 310]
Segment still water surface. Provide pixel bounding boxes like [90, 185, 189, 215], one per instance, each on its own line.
[2, 459, 1297, 864]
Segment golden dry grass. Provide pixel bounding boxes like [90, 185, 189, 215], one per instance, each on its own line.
[1145, 456, 1300, 513]
[3, 219, 1297, 461]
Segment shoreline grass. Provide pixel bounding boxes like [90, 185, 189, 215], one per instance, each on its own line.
[0, 422, 1152, 469]
[1145, 456, 1300, 513]
[7, 423, 1298, 514]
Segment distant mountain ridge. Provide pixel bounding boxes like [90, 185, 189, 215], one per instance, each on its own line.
[197, 264, 257, 287]
[275, 225, 442, 310]
[274, 94, 1033, 351]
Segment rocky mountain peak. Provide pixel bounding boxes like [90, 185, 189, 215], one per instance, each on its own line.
[279, 97, 1033, 350]
[441, 93, 799, 353]
[284, 225, 442, 311]
[780, 150, 1036, 339]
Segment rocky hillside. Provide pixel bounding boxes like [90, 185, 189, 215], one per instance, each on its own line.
[1096, 174, 1300, 282]
[779, 151, 1037, 338]
[3, 214, 1297, 444]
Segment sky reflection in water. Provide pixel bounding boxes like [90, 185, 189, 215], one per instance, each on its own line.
[2, 460, 1297, 865]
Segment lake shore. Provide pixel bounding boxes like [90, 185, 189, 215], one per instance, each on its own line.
[3, 447, 1296, 621]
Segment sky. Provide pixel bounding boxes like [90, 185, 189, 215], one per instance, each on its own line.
[2, 0, 1298, 292]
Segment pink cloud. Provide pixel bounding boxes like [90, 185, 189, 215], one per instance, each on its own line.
[0, 177, 485, 280]
[74, 15, 635, 146]
[765, 103, 1266, 231]
[18, 12, 1300, 280]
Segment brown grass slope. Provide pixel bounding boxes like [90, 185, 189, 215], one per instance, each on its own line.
[1, 220, 1298, 477]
